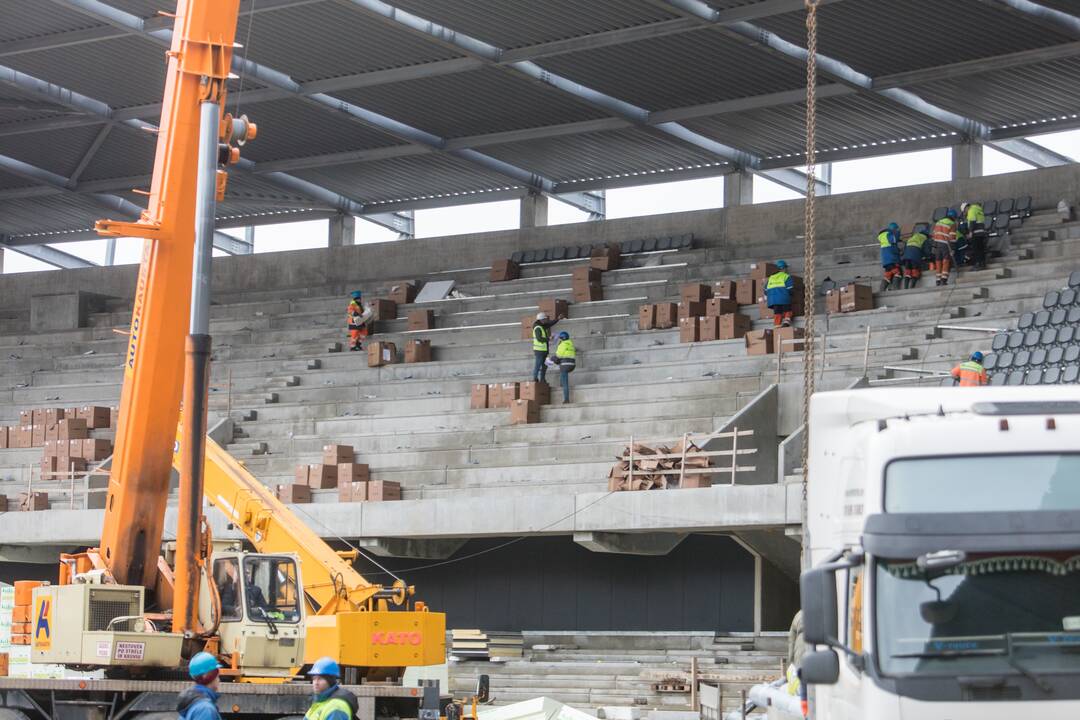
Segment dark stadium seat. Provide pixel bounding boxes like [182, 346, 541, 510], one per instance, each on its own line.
[550, 246, 566, 260]
[1068, 307, 1080, 325]
[1031, 348, 1047, 366]
[1007, 332, 1024, 350]
[619, 240, 634, 253]
[1014, 350, 1031, 368]
[982, 199, 998, 216]
[1051, 308, 1067, 326]
[998, 198, 1015, 215]
[675, 233, 693, 249]
[1034, 310, 1051, 328]
[1015, 195, 1031, 217]
[657, 236, 673, 251]
[629, 238, 644, 253]
[1057, 327, 1074, 345]
[1043, 367, 1061, 384]
[1064, 366, 1080, 384]
[511, 251, 524, 264]
[535, 248, 551, 262]
[997, 351, 1014, 369]
[994, 213, 1010, 231]
[642, 237, 658, 252]
[932, 207, 948, 222]
[521, 249, 537, 263]
[1018, 312, 1034, 330]
[565, 246, 581, 259]
[1044, 290, 1060, 308]
[1023, 330, 1041, 347]
[990, 373, 1007, 386]
[1041, 328, 1058, 346]
[1069, 270, 1080, 288]
[1065, 345, 1080, 364]
[1048, 346, 1065, 365]
[1007, 370, 1025, 385]
[1025, 369, 1043, 385]
[1060, 288, 1077, 306]
[991, 333, 1007, 351]
[984, 353, 998, 371]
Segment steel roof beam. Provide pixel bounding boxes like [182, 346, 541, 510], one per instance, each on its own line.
[983, 0, 1080, 37]
[990, 138, 1075, 167]
[0, 238, 97, 268]
[69, 124, 113, 184]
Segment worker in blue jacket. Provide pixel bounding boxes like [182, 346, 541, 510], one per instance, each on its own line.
[177, 653, 223, 720]
[765, 261, 796, 328]
[879, 222, 902, 292]
[306, 657, 359, 720]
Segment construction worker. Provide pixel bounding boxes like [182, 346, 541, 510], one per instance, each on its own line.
[177, 652, 223, 720]
[962, 201, 988, 270]
[765, 260, 796, 327]
[901, 226, 929, 289]
[531, 311, 559, 383]
[553, 331, 576, 403]
[931, 209, 958, 286]
[951, 351, 988, 387]
[306, 657, 359, 720]
[878, 222, 902, 291]
[346, 291, 373, 352]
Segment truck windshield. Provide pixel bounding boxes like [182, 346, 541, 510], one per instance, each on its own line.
[885, 453, 1080, 513]
[876, 555, 1080, 678]
[243, 556, 301, 624]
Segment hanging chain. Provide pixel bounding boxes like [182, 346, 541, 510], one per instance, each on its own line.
[800, 0, 820, 527]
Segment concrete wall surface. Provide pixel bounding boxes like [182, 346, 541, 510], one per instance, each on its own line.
[3, 164, 1077, 310]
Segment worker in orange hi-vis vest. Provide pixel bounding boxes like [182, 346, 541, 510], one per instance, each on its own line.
[951, 351, 988, 387]
[931, 209, 959, 286]
[346, 290, 374, 352]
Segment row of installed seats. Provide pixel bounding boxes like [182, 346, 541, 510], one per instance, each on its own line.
[929, 195, 1033, 238]
[984, 271, 1080, 385]
[510, 233, 694, 265]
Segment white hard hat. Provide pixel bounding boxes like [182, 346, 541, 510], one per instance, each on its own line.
[960, 202, 969, 212]
[536, 312, 548, 320]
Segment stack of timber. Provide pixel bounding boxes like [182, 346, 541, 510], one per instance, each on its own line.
[450, 629, 524, 661]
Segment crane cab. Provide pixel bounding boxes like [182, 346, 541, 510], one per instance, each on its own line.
[204, 550, 306, 678]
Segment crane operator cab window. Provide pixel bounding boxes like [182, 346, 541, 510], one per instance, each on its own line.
[213, 558, 242, 622]
[243, 556, 301, 624]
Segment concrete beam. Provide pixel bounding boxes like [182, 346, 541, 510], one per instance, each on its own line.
[0, 545, 77, 563]
[573, 531, 687, 555]
[519, 192, 549, 229]
[328, 212, 356, 246]
[354, 538, 466, 560]
[952, 142, 984, 179]
[733, 530, 802, 582]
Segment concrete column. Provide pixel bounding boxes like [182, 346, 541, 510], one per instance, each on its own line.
[328, 213, 356, 247]
[520, 192, 549, 228]
[724, 170, 753, 206]
[952, 143, 984, 180]
[0, 247, 4, 274]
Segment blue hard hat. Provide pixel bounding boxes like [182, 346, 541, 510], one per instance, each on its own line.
[189, 652, 222, 679]
[888, 222, 900, 232]
[776, 260, 788, 270]
[557, 331, 569, 340]
[971, 351, 984, 363]
[350, 290, 362, 299]
[309, 656, 341, 678]
[946, 208, 958, 219]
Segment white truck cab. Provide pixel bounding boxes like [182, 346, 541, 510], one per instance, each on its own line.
[799, 386, 1080, 719]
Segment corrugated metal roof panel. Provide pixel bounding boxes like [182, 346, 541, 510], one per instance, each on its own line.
[757, 0, 1074, 78]
[0, 84, 83, 128]
[481, 127, 727, 184]
[0, 0, 103, 43]
[77, 125, 156, 184]
[335, 67, 609, 140]
[239, 2, 465, 83]
[0, 167, 34, 192]
[0, 193, 106, 236]
[540, 29, 808, 111]
[385, 0, 680, 49]
[684, 92, 955, 160]
[0, 122, 105, 178]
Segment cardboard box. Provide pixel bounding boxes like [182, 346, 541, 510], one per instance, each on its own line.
[44, 422, 60, 443]
[367, 480, 401, 502]
[339, 481, 367, 502]
[407, 309, 435, 331]
[55, 458, 87, 475]
[680, 283, 712, 304]
[78, 406, 110, 429]
[825, 288, 842, 314]
[775, 326, 806, 353]
[713, 281, 736, 301]
[680, 475, 713, 489]
[490, 259, 520, 282]
[40, 456, 58, 479]
[706, 298, 738, 317]
[572, 283, 603, 303]
[388, 281, 417, 305]
[81, 439, 112, 461]
[18, 410, 31, 426]
[638, 304, 656, 330]
[275, 484, 311, 504]
[67, 438, 84, 460]
[306, 464, 338, 489]
[677, 300, 705, 320]
[294, 465, 311, 485]
[537, 298, 569, 320]
[735, 279, 756, 305]
[655, 302, 678, 329]
[758, 295, 805, 321]
[0, 495, 7, 512]
[750, 261, 780, 280]
[510, 399, 540, 425]
[487, 383, 501, 408]
[369, 298, 397, 321]
[110, 406, 119, 428]
[499, 382, 520, 408]
[337, 463, 370, 484]
[19, 492, 49, 512]
[470, 384, 489, 410]
[323, 444, 355, 464]
[572, 267, 602, 285]
[698, 315, 720, 342]
[679, 316, 699, 343]
[0, 427, 8, 449]
[404, 339, 432, 363]
[521, 315, 535, 340]
[57, 418, 87, 442]
[840, 284, 874, 313]
[590, 245, 620, 271]
[31, 424, 45, 447]
[31, 410, 45, 428]
[520, 381, 550, 405]
[367, 341, 397, 367]
[15, 426, 32, 449]
[745, 328, 775, 355]
[44, 408, 65, 425]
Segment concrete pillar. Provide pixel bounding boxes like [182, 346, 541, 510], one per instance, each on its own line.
[724, 170, 753, 206]
[952, 143, 983, 180]
[520, 192, 548, 228]
[0, 247, 4, 274]
[328, 213, 356, 247]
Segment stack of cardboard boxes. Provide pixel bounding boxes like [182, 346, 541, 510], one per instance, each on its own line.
[472, 381, 548, 425]
[0, 404, 116, 451]
[825, 283, 874, 314]
[388, 281, 417, 305]
[571, 266, 603, 303]
[590, 244, 620, 271]
[669, 283, 753, 342]
[490, 259, 520, 282]
[281, 444, 398, 504]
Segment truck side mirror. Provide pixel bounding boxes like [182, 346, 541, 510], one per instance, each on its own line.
[801, 565, 839, 646]
[476, 674, 490, 703]
[801, 649, 840, 685]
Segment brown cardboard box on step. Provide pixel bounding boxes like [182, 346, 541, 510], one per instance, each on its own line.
[713, 281, 736, 301]
[56, 457, 87, 475]
[487, 383, 501, 408]
[735, 279, 756, 305]
[655, 302, 678, 329]
[40, 455, 58, 479]
[521, 315, 535, 340]
[339, 481, 367, 502]
[510, 399, 540, 425]
[698, 316, 720, 342]
[32, 409, 45, 427]
[470, 384, 489, 409]
[718, 313, 752, 340]
[294, 465, 311, 485]
[638, 304, 656, 330]
[323, 444, 354, 464]
[750, 261, 780, 280]
[44, 408, 65, 425]
[679, 317, 699, 343]
[367, 480, 401, 502]
[490, 259, 520, 282]
[337, 463, 370, 485]
[301, 463, 334, 489]
[78, 406, 110, 429]
[745, 328, 775, 355]
[59, 418, 88, 442]
[537, 298, 569, 320]
[589, 245, 620, 271]
[404, 339, 432, 363]
[500, 382, 520, 408]
[276, 484, 311, 504]
[388, 281, 417, 305]
[19, 492, 49, 511]
[572, 283, 602, 303]
[572, 267, 602, 285]
[677, 300, 705, 320]
[31, 423, 44, 447]
[706, 298, 738, 316]
[840, 283, 874, 312]
[367, 341, 397, 367]
[407, 309, 435, 331]
[680, 283, 712, 304]
[0, 426, 8, 449]
[15, 426, 32, 449]
[19, 410, 31, 426]
[825, 288, 842, 314]
[369, 298, 397, 321]
[82, 439, 113, 461]
[775, 326, 806, 352]
[520, 381, 550, 405]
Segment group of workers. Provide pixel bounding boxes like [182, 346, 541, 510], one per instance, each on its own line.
[531, 312, 576, 403]
[180, 654, 355, 720]
[878, 201, 989, 291]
